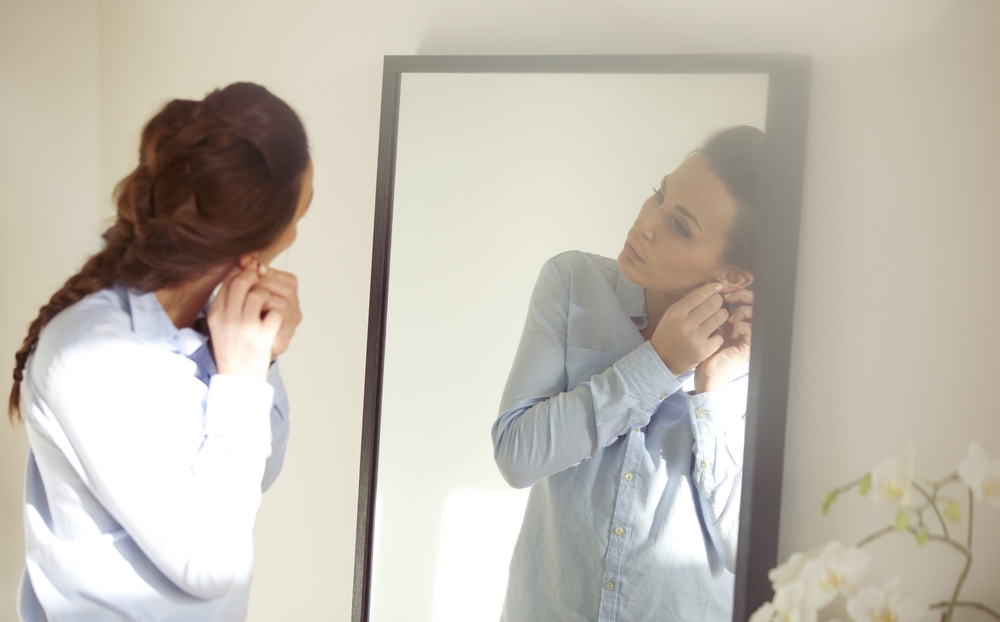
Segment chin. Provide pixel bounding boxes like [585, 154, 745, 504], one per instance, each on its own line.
[617, 252, 647, 287]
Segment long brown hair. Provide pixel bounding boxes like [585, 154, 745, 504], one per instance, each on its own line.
[9, 82, 309, 422]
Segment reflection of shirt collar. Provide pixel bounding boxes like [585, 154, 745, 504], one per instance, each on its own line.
[614, 268, 648, 329]
[121, 284, 209, 358]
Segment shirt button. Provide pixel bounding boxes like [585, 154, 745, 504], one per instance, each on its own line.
[699, 460, 709, 470]
[624, 472, 634, 481]
[695, 410, 707, 419]
[659, 395, 668, 401]
[635, 427, 641, 433]
[614, 526, 625, 536]
[605, 582, 615, 591]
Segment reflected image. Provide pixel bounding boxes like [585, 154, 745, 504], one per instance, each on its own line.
[493, 126, 760, 620]
[370, 72, 770, 622]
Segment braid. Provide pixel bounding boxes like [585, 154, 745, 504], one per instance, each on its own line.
[8, 227, 131, 422]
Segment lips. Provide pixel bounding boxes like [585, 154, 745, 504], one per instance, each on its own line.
[624, 238, 644, 263]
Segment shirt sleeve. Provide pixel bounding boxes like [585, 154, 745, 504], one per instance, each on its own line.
[492, 256, 686, 489]
[262, 358, 290, 492]
[686, 374, 747, 574]
[42, 331, 276, 600]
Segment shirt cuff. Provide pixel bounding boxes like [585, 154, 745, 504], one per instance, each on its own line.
[613, 340, 685, 413]
[203, 374, 275, 463]
[687, 381, 747, 434]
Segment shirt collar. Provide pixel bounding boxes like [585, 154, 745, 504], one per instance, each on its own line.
[614, 269, 648, 329]
[122, 284, 209, 358]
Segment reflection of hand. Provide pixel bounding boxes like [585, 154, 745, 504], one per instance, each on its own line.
[250, 265, 302, 360]
[650, 282, 730, 378]
[695, 287, 753, 393]
[207, 265, 283, 381]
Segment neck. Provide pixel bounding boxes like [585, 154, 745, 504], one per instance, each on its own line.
[643, 288, 684, 335]
[155, 268, 228, 329]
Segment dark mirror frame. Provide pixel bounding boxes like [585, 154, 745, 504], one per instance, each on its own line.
[353, 54, 811, 622]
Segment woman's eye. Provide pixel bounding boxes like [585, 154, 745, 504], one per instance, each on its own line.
[673, 219, 692, 239]
[652, 187, 664, 204]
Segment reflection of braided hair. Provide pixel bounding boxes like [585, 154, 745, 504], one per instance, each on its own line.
[694, 125, 765, 275]
[9, 82, 309, 422]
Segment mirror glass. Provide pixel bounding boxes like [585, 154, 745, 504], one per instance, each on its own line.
[370, 72, 769, 622]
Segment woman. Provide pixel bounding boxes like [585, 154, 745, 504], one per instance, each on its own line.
[8, 82, 312, 621]
[492, 126, 762, 621]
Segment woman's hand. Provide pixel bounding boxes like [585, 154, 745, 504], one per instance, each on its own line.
[207, 264, 284, 381]
[250, 266, 302, 360]
[650, 282, 730, 378]
[695, 287, 753, 393]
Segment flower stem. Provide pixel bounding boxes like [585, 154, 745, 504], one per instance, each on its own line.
[856, 525, 895, 548]
[928, 601, 1000, 621]
[913, 481, 949, 539]
[942, 491, 975, 622]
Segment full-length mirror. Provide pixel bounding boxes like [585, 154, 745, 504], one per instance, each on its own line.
[355, 56, 810, 622]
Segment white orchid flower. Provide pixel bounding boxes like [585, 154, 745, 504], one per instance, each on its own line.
[749, 601, 777, 622]
[799, 541, 872, 608]
[957, 442, 1000, 506]
[771, 579, 817, 622]
[871, 443, 915, 506]
[845, 575, 925, 622]
[769, 549, 815, 590]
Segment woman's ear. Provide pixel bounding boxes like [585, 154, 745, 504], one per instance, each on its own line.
[238, 253, 259, 270]
[715, 268, 754, 293]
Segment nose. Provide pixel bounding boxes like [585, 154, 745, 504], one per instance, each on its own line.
[633, 207, 657, 241]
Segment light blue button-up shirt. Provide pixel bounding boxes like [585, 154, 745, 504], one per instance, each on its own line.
[18, 283, 290, 621]
[492, 251, 747, 622]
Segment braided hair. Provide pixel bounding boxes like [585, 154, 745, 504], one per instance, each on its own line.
[9, 82, 309, 422]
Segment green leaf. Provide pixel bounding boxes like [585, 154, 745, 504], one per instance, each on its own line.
[858, 474, 872, 496]
[895, 510, 910, 532]
[915, 525, 929, 547]
[944, 500, 962, 523]
[822, 490, 840, 515]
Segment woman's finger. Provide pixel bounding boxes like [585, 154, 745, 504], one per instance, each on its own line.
[256, 272, 297, 300]
[212, 266, 242, 308]
[697, 306, 730, 339]
[673, 281, 725, 317]
[259, 291, 288, 313]
[704, 332, 725, 357]
[731, 321, 751, 339]
[687, 292, 726, 328]
[729, 304, 754, 324]
[208, 266, 242, 326]
[243, 288, 271, 323]
[225, 269, 260, 322]
[261, 308, 284, 341]
[722, 288, 754, 305]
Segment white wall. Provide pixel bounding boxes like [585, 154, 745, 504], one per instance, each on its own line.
[0, 2, 101, 621]
[1, 0, 998, 620]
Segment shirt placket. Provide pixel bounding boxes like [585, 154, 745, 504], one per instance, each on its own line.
[597, 428, 645, 622]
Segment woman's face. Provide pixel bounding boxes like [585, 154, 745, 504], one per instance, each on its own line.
[257, 159, 314, 266]
[617, 153, 741, 297]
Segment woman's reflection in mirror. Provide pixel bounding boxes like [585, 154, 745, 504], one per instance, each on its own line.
[9, 83, 312, 621]
[492, 126, 762, 621]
